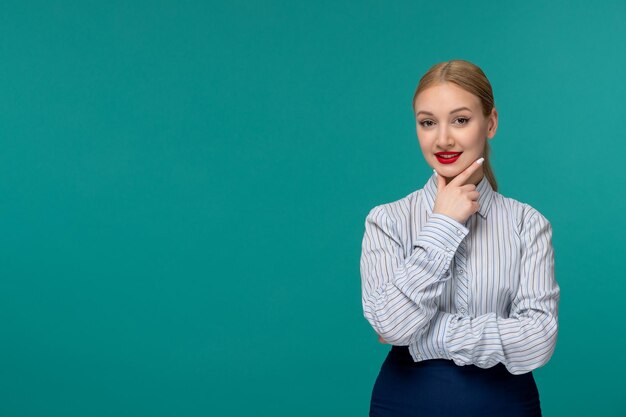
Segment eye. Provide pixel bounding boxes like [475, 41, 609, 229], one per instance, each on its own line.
[418, 119, 435, 128]
[454, 117, 471, 126]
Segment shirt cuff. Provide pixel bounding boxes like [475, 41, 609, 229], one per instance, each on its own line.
[430, 311, 456, 360]
[413, 213, 469, 256]
[393, 214, 469, 305]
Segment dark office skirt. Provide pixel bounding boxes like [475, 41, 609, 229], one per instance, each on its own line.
[370, 345, 542, 417]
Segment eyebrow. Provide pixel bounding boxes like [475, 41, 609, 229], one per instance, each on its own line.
[415, 107, 473, 117]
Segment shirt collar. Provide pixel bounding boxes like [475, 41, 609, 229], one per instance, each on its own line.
[422, 171, 495, 219]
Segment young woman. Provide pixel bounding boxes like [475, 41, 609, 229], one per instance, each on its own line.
[360, 60, 560, 417]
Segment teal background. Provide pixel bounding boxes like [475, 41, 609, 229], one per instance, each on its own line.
[1, 1, 624, 416]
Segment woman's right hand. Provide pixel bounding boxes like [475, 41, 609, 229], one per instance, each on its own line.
[432, 158, 484, 224]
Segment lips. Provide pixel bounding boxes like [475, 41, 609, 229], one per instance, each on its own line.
[435, 152, 462, 164]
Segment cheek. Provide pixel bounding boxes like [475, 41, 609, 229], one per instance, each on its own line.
[416, 129, 435, 144]
[457, 128, 484, 147]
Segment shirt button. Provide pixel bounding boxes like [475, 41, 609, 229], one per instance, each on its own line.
[445, 247, 452, 252]
[458, 268, 464, 274]
[416, 354, 423, 361]
[438, 350, 445, 355]
[460, 308, 467, 314]
[456, 229, 463, 236]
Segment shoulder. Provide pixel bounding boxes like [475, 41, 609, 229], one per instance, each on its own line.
[362, 188, 424, 246]
[364, 188, 422, 224]
[493, 192, 552, 237]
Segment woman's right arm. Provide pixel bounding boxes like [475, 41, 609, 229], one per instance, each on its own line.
[360, 205, 469, 345]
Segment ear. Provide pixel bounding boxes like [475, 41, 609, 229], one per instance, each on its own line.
[487, 107, 498, 139]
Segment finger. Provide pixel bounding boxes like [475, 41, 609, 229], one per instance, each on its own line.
[467, 190, 480, 201]
[435, 169, 446, 192]
[460, 184, 477, 191]
[450, 157, 484, 186]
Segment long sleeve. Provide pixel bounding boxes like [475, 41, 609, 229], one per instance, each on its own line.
[418, 207, 560, 374]
[360, 205, 469, 345]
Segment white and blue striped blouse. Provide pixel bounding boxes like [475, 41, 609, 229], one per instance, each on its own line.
[360, 172, 560, 375]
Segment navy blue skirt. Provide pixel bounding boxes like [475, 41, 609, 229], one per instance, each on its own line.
[370, 345, 542, 417]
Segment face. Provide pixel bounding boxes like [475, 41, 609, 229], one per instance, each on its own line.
[413, 82, 498, 185]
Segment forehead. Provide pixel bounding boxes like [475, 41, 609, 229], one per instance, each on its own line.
[414, 82, 481, 112]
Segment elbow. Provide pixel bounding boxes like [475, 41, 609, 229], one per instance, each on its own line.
[507, 316, 559, 375]
[376, 326, 416, 346]
[531, 314, 559, 370]
[537, 316, 559, 366]
[362, 299, 431, 346]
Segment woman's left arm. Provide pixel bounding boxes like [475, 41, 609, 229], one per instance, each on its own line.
[413, 207, 560, 375]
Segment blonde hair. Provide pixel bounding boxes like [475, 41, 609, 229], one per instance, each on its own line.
[412, 60, 498, 191]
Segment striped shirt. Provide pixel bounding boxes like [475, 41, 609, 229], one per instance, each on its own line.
[360, 172, 560, 375]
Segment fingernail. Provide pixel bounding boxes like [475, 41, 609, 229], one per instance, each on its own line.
[476, 157, 485, 165]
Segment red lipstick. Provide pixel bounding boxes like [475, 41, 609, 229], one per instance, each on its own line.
[435, 151, 462, 164]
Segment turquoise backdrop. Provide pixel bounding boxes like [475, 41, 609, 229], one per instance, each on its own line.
[1, 1, 624, 416]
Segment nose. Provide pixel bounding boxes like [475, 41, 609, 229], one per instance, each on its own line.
[436, 125, 454, 148]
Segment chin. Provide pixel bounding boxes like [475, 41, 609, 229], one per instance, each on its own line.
[435, 167, 463, 177]
[435, 157, 475, 173]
